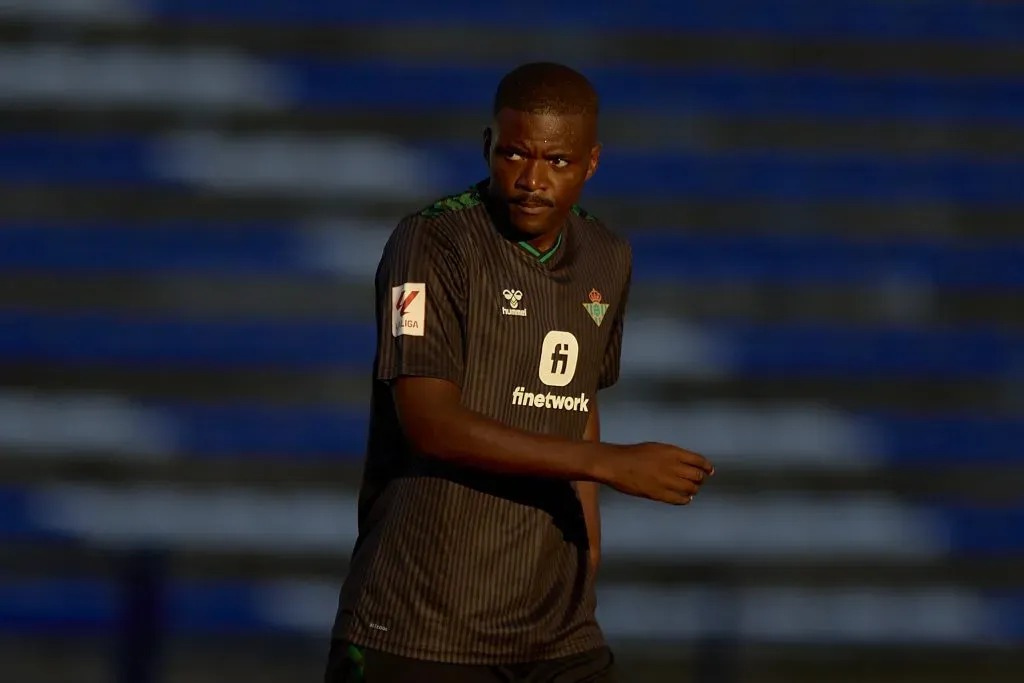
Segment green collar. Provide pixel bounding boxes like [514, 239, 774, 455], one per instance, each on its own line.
[517, 232, 563, 264]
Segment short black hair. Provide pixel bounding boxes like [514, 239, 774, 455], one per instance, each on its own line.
[492, 62, 600, 119]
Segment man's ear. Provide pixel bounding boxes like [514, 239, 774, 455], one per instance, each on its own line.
[585, 143, 602, 182]
[482, 126, 492, 164]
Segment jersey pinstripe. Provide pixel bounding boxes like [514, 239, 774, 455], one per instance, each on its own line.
[332, 182, 633, 664]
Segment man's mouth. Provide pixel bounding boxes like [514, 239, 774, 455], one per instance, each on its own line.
[513, 204, 548, 215]
[512, 199, 552, 213]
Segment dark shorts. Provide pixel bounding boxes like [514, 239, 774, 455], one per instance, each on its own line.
[324, 640, 617, 683]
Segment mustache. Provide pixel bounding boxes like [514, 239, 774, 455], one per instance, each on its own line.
[510, 195, 555, 208]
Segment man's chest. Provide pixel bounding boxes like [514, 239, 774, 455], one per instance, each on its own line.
[457, 255, 622, 432]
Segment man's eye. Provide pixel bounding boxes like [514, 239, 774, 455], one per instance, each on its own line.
[506, 152, 524, 161]
[552, 159, 569, 169]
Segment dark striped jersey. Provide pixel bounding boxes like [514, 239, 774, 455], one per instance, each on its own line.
[332, 181, 633, 664]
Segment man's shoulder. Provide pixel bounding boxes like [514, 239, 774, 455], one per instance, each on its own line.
[416, 185, 485, 220]
[385, 186, 486, 249]
[570, 204, 632, 263]
[385, 190, 473, 244]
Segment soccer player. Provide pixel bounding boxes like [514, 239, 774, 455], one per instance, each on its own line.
[325, 62, 714, 683]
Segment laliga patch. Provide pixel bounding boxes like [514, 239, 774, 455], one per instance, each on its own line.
[392, 282, 426, 337]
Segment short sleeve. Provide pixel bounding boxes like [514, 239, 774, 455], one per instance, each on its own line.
[598, 245, 632, 390]
[374, 217, 465, 386]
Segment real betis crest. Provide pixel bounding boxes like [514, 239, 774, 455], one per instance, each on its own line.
[583, 288, 609, 326]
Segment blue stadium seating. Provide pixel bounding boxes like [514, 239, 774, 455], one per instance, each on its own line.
[0, 136, 156, 185]
[0, 312, 371, 368]
[284, 63, 1024, 122]
[168, 404, 368, 458]
[141, 0, 1024, 42]
[4, 225, 1023, 287]
[1, 311, 1019, 377]
[944, 507, 1024, 555]
[873, 415, 1024, 465]
[0, 579, 275, 636]
[4, 136, 1024, 202]
[159, 411, 1024, 465]
[6, 577, 1021, 640]
[426, 145, 1024, 202]
[629, 234, 1024, 288]
[3, 397, 1019, 463]
[3, 0, 1023, 669]
[0, 486, 1021, 552]
[0, 487, 48, 538]
[0, 580, 114, 633]
[0, 224, 313, 275]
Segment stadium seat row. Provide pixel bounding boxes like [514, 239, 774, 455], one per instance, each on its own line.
[0, 389, 1019, 462]
[4, 225, 1022, 287]
[4, 576, 1020, 643]
[4, 136, 1024, 202]
[2, 311, 1020, 377]
[130, 0, 1024, 42]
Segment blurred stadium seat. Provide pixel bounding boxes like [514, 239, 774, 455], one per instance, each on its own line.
[0, 0, 1022, 681]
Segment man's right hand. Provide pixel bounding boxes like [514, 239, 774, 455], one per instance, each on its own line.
[598, 442, 714, 505]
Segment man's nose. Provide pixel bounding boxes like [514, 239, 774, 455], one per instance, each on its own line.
[515, 160, 546, 191]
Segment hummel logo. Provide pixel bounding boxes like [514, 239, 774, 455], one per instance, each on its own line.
[502, 289, 527, 317]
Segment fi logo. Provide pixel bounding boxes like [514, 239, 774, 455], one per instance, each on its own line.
[538, 331, 579, 387]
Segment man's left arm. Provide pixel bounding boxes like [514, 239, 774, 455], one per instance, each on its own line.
[578, 406, 603, 574]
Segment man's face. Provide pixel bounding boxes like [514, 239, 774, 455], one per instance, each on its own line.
[484, 108, 600, 237]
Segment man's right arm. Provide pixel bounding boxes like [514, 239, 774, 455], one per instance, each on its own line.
[393, 376, 617, 483]
[393, 376, 712, 504]
[376, 216, 711, 504]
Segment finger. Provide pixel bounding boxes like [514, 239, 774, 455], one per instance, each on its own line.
[660, 491, 693, 506]
[678, 450, 714, 474]
[653, 483, 693, 505]
[666, 477, 699, 496]
[673, 465, 706, 485]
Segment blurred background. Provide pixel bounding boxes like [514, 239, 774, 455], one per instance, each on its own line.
[1, 1, 1023, 682]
